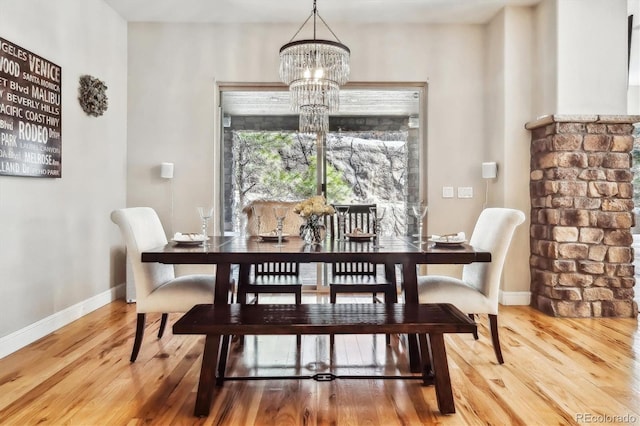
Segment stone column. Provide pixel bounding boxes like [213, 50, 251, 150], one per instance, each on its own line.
[526, 115, 640, 317]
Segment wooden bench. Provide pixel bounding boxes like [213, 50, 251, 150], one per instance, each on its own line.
[173, 303, 476, 417]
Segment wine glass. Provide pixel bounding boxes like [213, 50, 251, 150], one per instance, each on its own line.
[370, 206, 386, 249]
[197, 206, 213, 247]
[335, 205, 350, 241]
[272, 206, 288, 247]
[251, 204, 264, 241]
[411, 203, 429, 243]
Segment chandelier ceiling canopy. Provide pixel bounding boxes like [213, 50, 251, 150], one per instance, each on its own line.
[279, 0, 350, 133]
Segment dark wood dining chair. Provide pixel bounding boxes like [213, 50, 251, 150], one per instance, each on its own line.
[237, 261, 302, 305]
[328, 204, 397, 305]
[328, 204, 397, 345]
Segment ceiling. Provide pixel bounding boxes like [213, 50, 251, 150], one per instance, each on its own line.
[103, 0, 542, 24]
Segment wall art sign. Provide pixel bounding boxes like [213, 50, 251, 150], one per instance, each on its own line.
[0, 37, 62, 178]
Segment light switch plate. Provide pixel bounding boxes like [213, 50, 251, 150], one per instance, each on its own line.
[458, 187, 473, 198]
[442, 186, 454, 198]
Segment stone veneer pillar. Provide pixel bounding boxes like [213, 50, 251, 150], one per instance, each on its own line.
[525, 115, 640, 318]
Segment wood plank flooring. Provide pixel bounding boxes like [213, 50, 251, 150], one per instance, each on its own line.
[0, 295, 638, 425]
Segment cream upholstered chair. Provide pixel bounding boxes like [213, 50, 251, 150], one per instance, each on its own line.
[238, 200, 304, 304]
[243, 200, 305, 236]
[111, 207, 216, 362]
[418, 208, 525, 364]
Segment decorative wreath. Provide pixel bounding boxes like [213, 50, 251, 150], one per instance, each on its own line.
[78, 75, 108, 117]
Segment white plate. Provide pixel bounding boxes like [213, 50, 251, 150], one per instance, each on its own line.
[429, 238, 467, 247]
[259, 233, 290, 242]
[172, 233, 207, 245]
[172, 239, 206, 246]
[347, 233, 374, 242]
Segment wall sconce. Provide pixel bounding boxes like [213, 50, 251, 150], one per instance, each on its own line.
[482, 162, 498, 179]
[482, 162, 497, 209]
[161, 162, 174, 179]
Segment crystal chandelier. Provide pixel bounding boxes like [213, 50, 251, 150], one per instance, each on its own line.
[279, 0, 350, 133]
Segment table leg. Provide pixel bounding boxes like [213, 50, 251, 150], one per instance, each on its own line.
[428, 333, 455, 414]
[402, 261, 421, 373]
[236, 263, 251, 305]
[236, 263, 251, 346]
[384, 263, 398, 303]
[194, 334, 221, 417]
[214, 263, 231, 306]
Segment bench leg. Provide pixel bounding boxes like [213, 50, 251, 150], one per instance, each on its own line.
[194, 334, 221, 417]
[418, 334, 434, 385]
[401, 262, 421, 373]
[428, 333, 455, 414]
[216, 335, 231, 386]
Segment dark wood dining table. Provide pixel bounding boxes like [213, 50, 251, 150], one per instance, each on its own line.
[141, 235, 491, 372]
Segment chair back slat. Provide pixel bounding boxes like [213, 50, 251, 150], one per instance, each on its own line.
[328, 204, 380, 278]
[255, 262, 299, 277]
[333, 261, 377, 276]
[329, 204, 376, 237]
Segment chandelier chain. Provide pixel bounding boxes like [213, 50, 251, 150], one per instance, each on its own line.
[313, 0, 317, 39]
[286, 0, 343, 44]
[288, 12, 314, 43]
[315, 12, 342, 44]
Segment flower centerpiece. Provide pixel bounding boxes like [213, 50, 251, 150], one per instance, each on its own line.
[293, 195, 335, 245]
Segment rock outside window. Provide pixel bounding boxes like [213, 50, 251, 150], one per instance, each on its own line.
[78, 75, 108, 117]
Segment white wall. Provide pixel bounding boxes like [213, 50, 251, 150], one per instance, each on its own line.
[503, 8, 535, 300]
[485, 10, 507, 210]
[0, 0, 128, 353]
[556, 0, 629, 114]
[532, 0, 630, 116]
[532, 0, 558, 118]
[483, 7, 535, 302]
[126, 22, 488, 251]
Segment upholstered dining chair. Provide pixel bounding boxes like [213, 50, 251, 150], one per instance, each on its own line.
[417, 207, 525, 364]
[111, 207, 217, 362]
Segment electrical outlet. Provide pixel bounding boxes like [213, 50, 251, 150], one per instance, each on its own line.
[458, 187, 473, 198]
[442, 186, 454, 198]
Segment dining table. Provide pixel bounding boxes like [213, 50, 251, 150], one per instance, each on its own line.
[141, 235, 491, 372]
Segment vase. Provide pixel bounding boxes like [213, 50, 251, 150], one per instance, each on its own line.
[299, 214, 327, 245]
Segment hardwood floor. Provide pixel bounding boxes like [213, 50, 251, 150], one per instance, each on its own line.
[0, 295, 638, 425]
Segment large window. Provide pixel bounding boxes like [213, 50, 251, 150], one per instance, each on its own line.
[220, 84, 425, 239]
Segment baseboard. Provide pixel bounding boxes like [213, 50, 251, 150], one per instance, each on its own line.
[0, 283, 126, 359]
[499, 290, 531, 306]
